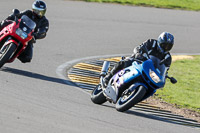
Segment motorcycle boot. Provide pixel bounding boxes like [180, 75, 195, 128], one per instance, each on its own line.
[103, 60, 126, 86]
[103, 73, 113, 87]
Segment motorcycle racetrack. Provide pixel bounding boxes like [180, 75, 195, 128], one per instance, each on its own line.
[0, 0, 200, 133]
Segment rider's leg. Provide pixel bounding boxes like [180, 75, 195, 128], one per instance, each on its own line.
[103, 61, 124, 85]
[17, 42, 33, 63]
[104, 59, 133, 85]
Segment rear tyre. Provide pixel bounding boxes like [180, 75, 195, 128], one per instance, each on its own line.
[91, 84, 107, 104]
[116, 85, 146, 112]
[0, 43, 17, 68]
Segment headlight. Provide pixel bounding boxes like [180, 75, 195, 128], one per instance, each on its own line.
[16, 28, 28, 39]
[149, 69, 161, 83]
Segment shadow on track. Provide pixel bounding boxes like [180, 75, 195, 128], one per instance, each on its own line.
[101, 103, 200, 128]
[125, 110, 197, 127]
[1, 67, 77, 87]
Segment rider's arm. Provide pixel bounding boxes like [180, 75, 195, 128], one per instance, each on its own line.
[163, 53, 172, 78]
[18, 10, 32, 18]
[34, 18, 49, 39]
[4, 10, 31, 21]
[5, 14, 15, 21]
[132, 39, 155, 58]
[164, 53, 172, 67]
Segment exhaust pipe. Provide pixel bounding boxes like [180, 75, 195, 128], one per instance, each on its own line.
[100, 61, 110, 77]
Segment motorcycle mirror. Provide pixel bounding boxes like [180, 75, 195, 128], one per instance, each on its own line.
[12, 9, 20, 24]
[170, 77, 177, 84]
[12, 9, 20, 16]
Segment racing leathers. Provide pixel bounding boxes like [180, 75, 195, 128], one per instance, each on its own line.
[0, 10, 49, 63]
[104, 39, 172, 85]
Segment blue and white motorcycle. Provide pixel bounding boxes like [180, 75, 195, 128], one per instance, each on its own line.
[91, 47, 177, 112]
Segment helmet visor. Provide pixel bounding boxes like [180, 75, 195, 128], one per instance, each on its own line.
[33, 8, 46, 17]
[160, 43, 173, 52]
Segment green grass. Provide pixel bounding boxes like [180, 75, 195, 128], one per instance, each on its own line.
[155, 55, 200, 113]
[84, 0, 200, 11]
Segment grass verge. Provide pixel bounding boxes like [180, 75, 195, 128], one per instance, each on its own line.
[84, 0, 200, 11]
[155, 55, 200, 113]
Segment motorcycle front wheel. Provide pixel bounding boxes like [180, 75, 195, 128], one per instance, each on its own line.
[91, 84, 107, 104]
[0, 43, 17, 68]
[115, 85, 146, 112]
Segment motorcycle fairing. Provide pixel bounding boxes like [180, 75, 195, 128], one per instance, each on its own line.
[103, 63, 141, 103]
[104, 57, 167, 102]
[142, 59, 166, 88]
[0, 22, 17, 43]
[103, 84, 118, 103]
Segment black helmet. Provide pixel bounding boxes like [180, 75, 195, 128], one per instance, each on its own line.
[157, 32, 174, 53]
[32, 0, 46, 18]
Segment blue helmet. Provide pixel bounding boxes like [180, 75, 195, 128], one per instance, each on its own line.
[32, 0, 47, 18]
[158, 32, 174, 52]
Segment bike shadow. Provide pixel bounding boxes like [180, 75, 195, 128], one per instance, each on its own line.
[102, 104, 200, 128]
[1, 67, 77, 87]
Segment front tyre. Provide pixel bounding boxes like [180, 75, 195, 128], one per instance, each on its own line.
[91, 84, 107, 104]
[116, 85, 146, 112]
[0, 43, 17, 68]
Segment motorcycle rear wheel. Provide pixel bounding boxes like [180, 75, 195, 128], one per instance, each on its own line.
[115, 85, 146, 112]
[91, 84, 107, 104]
[0, 43, 17, 68]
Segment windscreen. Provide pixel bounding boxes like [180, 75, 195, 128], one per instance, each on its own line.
[19, 15, 36, 34]
[149, 55, 167, 77]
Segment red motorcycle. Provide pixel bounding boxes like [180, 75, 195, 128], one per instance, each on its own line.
[0, 13, 36, 68]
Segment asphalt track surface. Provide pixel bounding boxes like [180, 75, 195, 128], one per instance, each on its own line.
[0, 0, 200, 133]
